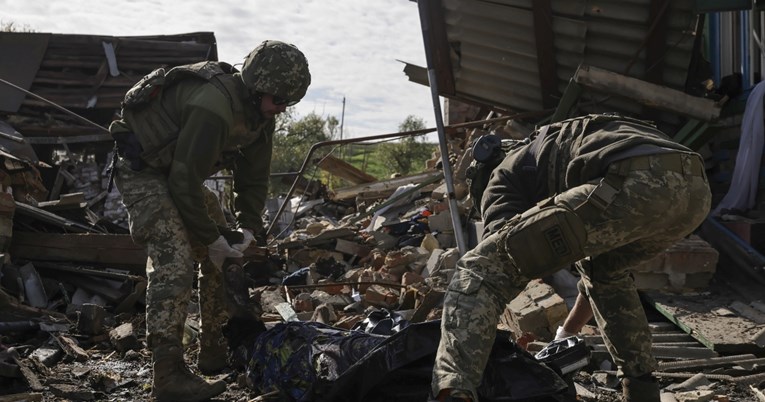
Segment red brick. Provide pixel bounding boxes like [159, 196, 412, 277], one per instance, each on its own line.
[402, 272, 424, 286]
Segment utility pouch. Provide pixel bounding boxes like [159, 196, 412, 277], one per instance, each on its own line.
[500, 205, 587, 278]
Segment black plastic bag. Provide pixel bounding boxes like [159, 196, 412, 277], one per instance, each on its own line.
[247, 320, 567, 401]
[324, 320, 568, 402]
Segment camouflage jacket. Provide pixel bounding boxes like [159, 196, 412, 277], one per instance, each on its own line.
[110, 67, 274, 245]
[481, 114, 694, 237]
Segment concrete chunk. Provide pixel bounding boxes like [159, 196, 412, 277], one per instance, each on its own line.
[108, 323, 139, 353]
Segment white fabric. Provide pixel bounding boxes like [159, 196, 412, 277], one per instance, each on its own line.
[554, 325, 576, 341]
[231, 228, 255, 252]
[207, 235, 243, 268]
[714, 81, 765, 215]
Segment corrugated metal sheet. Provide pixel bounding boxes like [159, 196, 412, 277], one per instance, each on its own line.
[0, 31, 217, 139]
[410, 0, 698, 123]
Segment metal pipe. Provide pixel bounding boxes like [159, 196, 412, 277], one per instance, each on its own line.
[699, 216, 765, 285]
[206, 172, 300, 180]
[741, 9, 751, 89]
[710, 12, 721, 85]
[264, 114, 516, 237]
[417, 0, 467, 255]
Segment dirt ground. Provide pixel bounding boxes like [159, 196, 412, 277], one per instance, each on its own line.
[5, 316, 762, 402]
[3, 285, 764, 402]
[18, 351, 762, 402]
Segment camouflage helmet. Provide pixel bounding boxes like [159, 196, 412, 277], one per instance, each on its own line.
[240, 40, 311, 103]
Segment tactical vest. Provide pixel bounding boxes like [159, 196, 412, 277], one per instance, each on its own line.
[465, 114, 660, 214]
[466, 136, 531, 214]
[120, 61, 250, 169]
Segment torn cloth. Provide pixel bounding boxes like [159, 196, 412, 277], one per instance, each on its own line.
[714, 81, 765, 215]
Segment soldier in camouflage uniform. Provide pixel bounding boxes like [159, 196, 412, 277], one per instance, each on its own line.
[109, 40, 310, 402]
[431, 114, 711, 402]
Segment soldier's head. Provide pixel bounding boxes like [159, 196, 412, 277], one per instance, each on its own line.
[240, 40, 311, 118]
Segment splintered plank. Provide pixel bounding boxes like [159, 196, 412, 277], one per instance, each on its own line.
[9, 232, 147, 271]
[643, 290, 765, 354]
[0, 393, 43, 402]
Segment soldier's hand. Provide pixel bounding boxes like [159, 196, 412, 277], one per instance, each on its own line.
[207, 235, 243, 268]
[231, 228, 255, 252]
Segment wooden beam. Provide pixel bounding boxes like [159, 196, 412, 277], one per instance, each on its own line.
[0, 393, 43, 402]
[646, 0, 670, 85]
[418, 0, 456, 95]
[644, 290, 765, 354]
[14, 202, 99, 233]
[532, 0, 558, 109]
[330, 170, 443, 201]
[573, 64, 721, 122]
[9, 232, 147, 273]
[315, 155, 377, 185]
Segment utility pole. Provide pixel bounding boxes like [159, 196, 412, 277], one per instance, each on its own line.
[340, 96, 346, 140]
[339, 96, 346, 158]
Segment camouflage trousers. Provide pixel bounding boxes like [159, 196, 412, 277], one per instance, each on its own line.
[114, 156, 229, 352]
[432, 152, 711, 400]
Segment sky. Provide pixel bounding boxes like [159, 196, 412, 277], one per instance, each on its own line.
[1, 0, 439, 139]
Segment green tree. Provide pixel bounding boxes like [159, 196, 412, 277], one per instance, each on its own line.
[269, 111, 336, 196]
[378, 115, 435, 176]
[1, 20, 34, 32]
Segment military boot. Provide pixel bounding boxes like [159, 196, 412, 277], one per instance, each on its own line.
[152, 344, 226, 402]
[198, 258, 230, 375]
[622, 375, 660, 402]
[198, 336, 228, 375]
[431, 389, 474, 402]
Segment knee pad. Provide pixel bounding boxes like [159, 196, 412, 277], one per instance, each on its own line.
[500, 204, 587, 279]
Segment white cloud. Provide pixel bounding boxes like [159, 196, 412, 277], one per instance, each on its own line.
[1, 0, 440, 139]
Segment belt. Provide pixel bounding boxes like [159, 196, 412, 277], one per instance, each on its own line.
[613, 152, 705, 177]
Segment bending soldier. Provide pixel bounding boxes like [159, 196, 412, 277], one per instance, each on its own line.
[431, 114, 711, 402]
[109, 40, 310, 402]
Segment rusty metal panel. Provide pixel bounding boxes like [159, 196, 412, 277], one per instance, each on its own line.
[412, 0, 697, 122]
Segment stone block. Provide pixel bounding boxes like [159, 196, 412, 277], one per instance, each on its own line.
[435, 233, 456, 249]
[683, 272, 715, 289]
[384, 249, 414, 267]
[334, 314, 364, 330]
[721, 218, 765, 255]
[109, 323, 139, 353]
[674, 390, 714, 402]
[664, 238, 718, 274]
[29, 346, 62, 367]
[503, 280, 568, 341]
[366, 250, 386, 269]
[407, 246, 431, 274]
[364, 285, 397, 308]
[402, 271, 425, 286]
[77, 303, 106, 335]
[631, 236, 718, 291]
[311, 303, 337, 325]
[420, 233, 440, 252]
[632, 272, 670, 290]
[292, 293, 314, 312]
[381, 264, 407, 281]
[428, 211, 453, 233]
[422, 248, 444, 277]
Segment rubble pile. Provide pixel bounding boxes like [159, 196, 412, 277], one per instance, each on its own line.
[0, 125, 762, 402]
